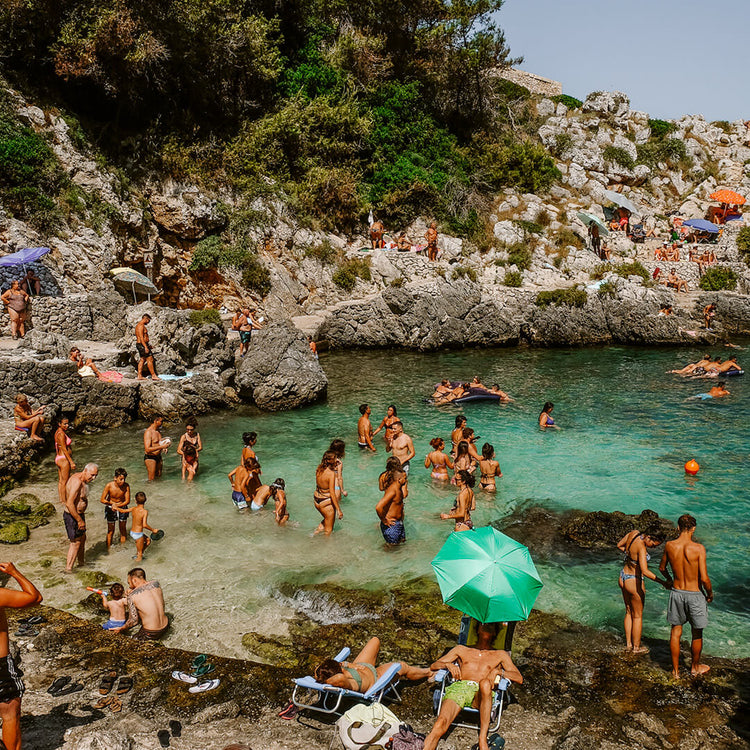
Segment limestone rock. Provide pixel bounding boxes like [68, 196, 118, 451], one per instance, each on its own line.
[138, 373, 231, 421]
[63, 730, 131, 750]
[149, 183, 225, 240]
[493, 220, 524, 245]
[18, 330, 72, 359]
[235, 322, 327, 410]
[583, 90, 630, 120]
[0, 521, 29, 543]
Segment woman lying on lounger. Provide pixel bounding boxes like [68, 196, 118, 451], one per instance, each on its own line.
[313, 637, 433, 691]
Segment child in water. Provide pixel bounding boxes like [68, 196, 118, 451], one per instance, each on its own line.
[273, 480, 289, 525]
[181, 443, 198, 481]
[100, 582, 126, 630]
[129, 492, 160, 561]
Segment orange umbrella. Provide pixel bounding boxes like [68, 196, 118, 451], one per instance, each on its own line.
[710, 189, 745, 205]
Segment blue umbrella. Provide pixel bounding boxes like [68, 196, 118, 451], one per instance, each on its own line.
[682, 219, 719, 234]
[0, 247, 50, 267]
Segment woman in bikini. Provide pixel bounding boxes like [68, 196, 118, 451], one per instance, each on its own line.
[328, 439, 348, 498]
[177, 417, 203, 479]
[313, 450, 342, 536]
[313, 637, 433, 692]
[54, 416, 75, 503]
[452, 441, 475, 483]
[539, 401, 558, 429]
[440, 470, 475, 531]
[616, 526, 668, 654]
[425, 438, 453, 481]
[13, 394, 45, 441]
[372, 405, 398, 450]
[478, 443, 502, 491]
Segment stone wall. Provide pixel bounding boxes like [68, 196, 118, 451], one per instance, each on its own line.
[499, 67, 563, 96]
[25, 294, 94, 339]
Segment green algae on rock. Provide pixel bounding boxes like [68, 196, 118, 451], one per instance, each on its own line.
[0, 493, 56, 544]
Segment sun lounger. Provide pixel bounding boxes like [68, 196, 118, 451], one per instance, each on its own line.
[291, 648, 402, 716]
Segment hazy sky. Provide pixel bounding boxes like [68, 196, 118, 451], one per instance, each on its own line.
[497, 0, 748, 122]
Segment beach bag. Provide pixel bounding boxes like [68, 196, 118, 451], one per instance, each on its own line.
[389, 724, 425, 750]
[335, 702, 400, 749]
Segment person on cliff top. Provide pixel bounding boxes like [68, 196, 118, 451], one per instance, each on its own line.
[313, 450, 342, 536]
[308, 336, 318, 360]
[538, 401, 558, 429]
[112, 567, 169, 641]
[659, 514, 713, 678]
[423, 642, 522, 750]
[666, 269, 688, 293]
[369, 216, 385, 249]
[425, 221, 439, 261]
[127, 492, 160, 562]
[64, 463, 98, 573]
[13, 394, 45, 442]
[100, 468, 131, 551]
[143, 416, 168, 481]
[1, 280, 29, 340]
[314, 637, 434, 693]
[376, 466, 407, 545]
[396, 232, 411, 252]
[372, 405, 398, 451]
[390, 422, 415, 475]
[235, 307, 262, 358]
[135, 313, 160, 381]
[98, 582, 127, 630]
[357, 404, 376, 452]
[616, 526, 670, 654]
[53, 416, 74, 504]
[0, 562, 42, 750]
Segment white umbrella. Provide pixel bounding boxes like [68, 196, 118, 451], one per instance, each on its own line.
[603, 189, 641, 217]
[577, 211, 609, 235]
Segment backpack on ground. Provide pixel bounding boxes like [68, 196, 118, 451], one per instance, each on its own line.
[389, 724, 425, 750]
[334, 702, 401, 750]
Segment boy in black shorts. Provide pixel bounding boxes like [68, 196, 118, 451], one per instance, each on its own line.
[100, 468, 131, 550]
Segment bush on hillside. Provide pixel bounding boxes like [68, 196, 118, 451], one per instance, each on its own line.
[332, 257, 371, 291]
[699, 266, 737, 291]
[590, 262, 613, 280]
[452, 265, 477, 282]
[304, 240, 340, 264]
[736, 226, 750, 259]
[648, 118, 677, 139]
[535, 288, 587, 308]
[597, 280, 618, 299]
[503, 270, 523, 287]
[603, 145, 635, 170]
[241, 255, 272, 297]
[552, 94, 583, 109]
[506, 242, 532, 270]
[189, 309, 222, 327]
[615, 260, 649, 282]
[553, 228, 584, 250]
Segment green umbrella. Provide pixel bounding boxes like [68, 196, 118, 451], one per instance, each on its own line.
[431, 527, 543, 623]
[577, 211, 609, 235]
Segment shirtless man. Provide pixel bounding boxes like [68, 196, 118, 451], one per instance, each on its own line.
[707, 382, 730, 398]
[424, 644, 523, 750]
[666, 268, 688, 293]
[451, 416, 467, 455]
[357, 404, 376, 452]
[669, 354, 711, 376]
[143, 416, 167, 481]
[659, 514, 713, 679]
[0, 562, 42, 750]
[228, 456, 254, 511]
[64, 464, 98, 572]
[112, 567, 168, 640]
[100, 468, 130, 550]
[714, 356, 742, 374]
[135, 314, 160, 381]
[703, 303, 717, 330]
[390, 421, 415, 475]
[425, 221, 439, 261]
[375, 469, 407, 545]
[370, 217, 385, 249]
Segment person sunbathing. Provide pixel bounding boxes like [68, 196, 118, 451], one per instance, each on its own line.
[423, 641, 523, 750]
[488, 384, 513, 402]
[435, 383, 469, 404]
[431, 380, 453, 399]
[713, 356, 742, 374]
[669, 354, 711, 376]
[313, 637, 433, 692]
[666, 269, 688, 293]
[69, 347, 101, 378]
[469, 376, 487, 390]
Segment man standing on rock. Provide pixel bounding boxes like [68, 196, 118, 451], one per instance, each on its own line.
[64, 463, 98, 572]
[390, 421, 415, 475]
[425, 221, 439, 261]
[113, 567, 168, 641]
[0, 562, 42, 750]
[144, 417, 168, 481]
[659, 514, 713, 678]
[135, 313, 160, 381]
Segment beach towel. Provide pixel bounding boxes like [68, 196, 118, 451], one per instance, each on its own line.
[99, 371, 124, 383]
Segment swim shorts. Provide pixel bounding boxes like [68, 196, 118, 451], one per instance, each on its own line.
[136, 343, 153, 359]
[63, 511, 85, 541]
[0, 655, 24, 702]
[134, 624, 168, 641]
[144, 453, 162, 463]
[102, 619, 126, 631]
[401, 461, 410, 475]
[232, 491, 248, 510]
[667, 589, 708, 630]
[358, 442, 369, 450]
[239, 331, 252, 344]
[130, 531, 145, 541]
[380, 520, 406, 545]
[444, 680, 479, 709]
[104, 506, 129, 523]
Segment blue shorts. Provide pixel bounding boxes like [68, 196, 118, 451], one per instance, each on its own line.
[102, 619, 126, 631]
[232, 491, 248, 509]
[380, 520, 406, 545]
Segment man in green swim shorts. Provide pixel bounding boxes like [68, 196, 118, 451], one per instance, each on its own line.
[424, 640, 523, 750]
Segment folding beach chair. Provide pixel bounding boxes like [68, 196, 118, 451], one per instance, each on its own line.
[291, 647, 402, 717]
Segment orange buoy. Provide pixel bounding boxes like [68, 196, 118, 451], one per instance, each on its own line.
[685, 459, 700, 476]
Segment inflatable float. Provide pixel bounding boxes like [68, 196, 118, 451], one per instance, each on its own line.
[432, 382, 503, 404]
[725, 369, 744, 376]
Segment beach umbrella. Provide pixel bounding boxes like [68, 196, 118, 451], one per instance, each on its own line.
[602, 189, 641, 216]
[431, 527, 543, 623]
[110, 267, 160, 303]
[682, 219, 719, 234]
[710, 189, 745, 206]
[576, 211, 609, 235]
[0, 246, 51, 267]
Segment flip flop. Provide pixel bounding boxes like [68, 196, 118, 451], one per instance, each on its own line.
[99, 671, 118, 695]
[192, 663, 215, 677]
[116, 676, 133, 695]
[171, 671, 198, 684]
[27, 615, 46, 625]
[169, 720, 182, 738]
[157, 730, 171, 748]
[94, 695, 114, 709]
[278, 701, 298, 720]
[110, 696, 123, 713]
[190, 654, 207, 670]
[55, 682, 84, 697]
[188, 678, 220, 694]
[47, 676, 71, 694]
[14, 627, 38, 637]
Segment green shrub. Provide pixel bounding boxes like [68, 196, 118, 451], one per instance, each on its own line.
[333, 257, 371, 290]
[615, 260, 650, 282]
[603, 145, 635, 170]
[504, 270, 523, 287]
[637, 138, 688, 168]
[304, 240, 339, 264]
[483, 141, 561, 193]
[535, 288, 587, 308]
[189, 309, 222, 327]
[514, 219, 544, 235]
[553, 228, 584, 250]
[536, 208, 552, 227]
[648, 119, 677, 139]
[597, 280, 618, 298]
[390, 276, 405, 287]
[590, 262, 613, 280]
[551, 132, 573, 158]
[736, 226, 750, 259]
[712, 120, 733, 135]
[699, 266, 737, 291]
[506, 242, 532, 270]
[452, 265, 477, 282]
[241, 256, 272, 296]
[552, 94, 583, 109]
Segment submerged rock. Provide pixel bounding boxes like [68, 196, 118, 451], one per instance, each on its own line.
[0, 521, 29, 543]
[236, 322, 327, 410]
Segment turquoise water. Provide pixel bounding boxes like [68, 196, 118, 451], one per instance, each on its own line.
[19, 345, 750, 658]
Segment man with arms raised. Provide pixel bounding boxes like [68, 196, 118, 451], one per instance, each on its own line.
[113, 567, 168, 641]
[357, 404, 376, 452]
[659, 514, 713, 678]
[144, 416, 168, 481]
[64, 463, 98, 572]
[424, 640, 522, 750]
[0, 563, 41, 750]
[390, 421, 415, 475]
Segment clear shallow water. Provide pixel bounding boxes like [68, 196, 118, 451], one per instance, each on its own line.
[16, 344, 750, 658]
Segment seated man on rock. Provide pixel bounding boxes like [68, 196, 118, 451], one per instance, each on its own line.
[112, 567, 168, 640]
[424, 631, 523, 750]
[666, 268, 688, 293]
